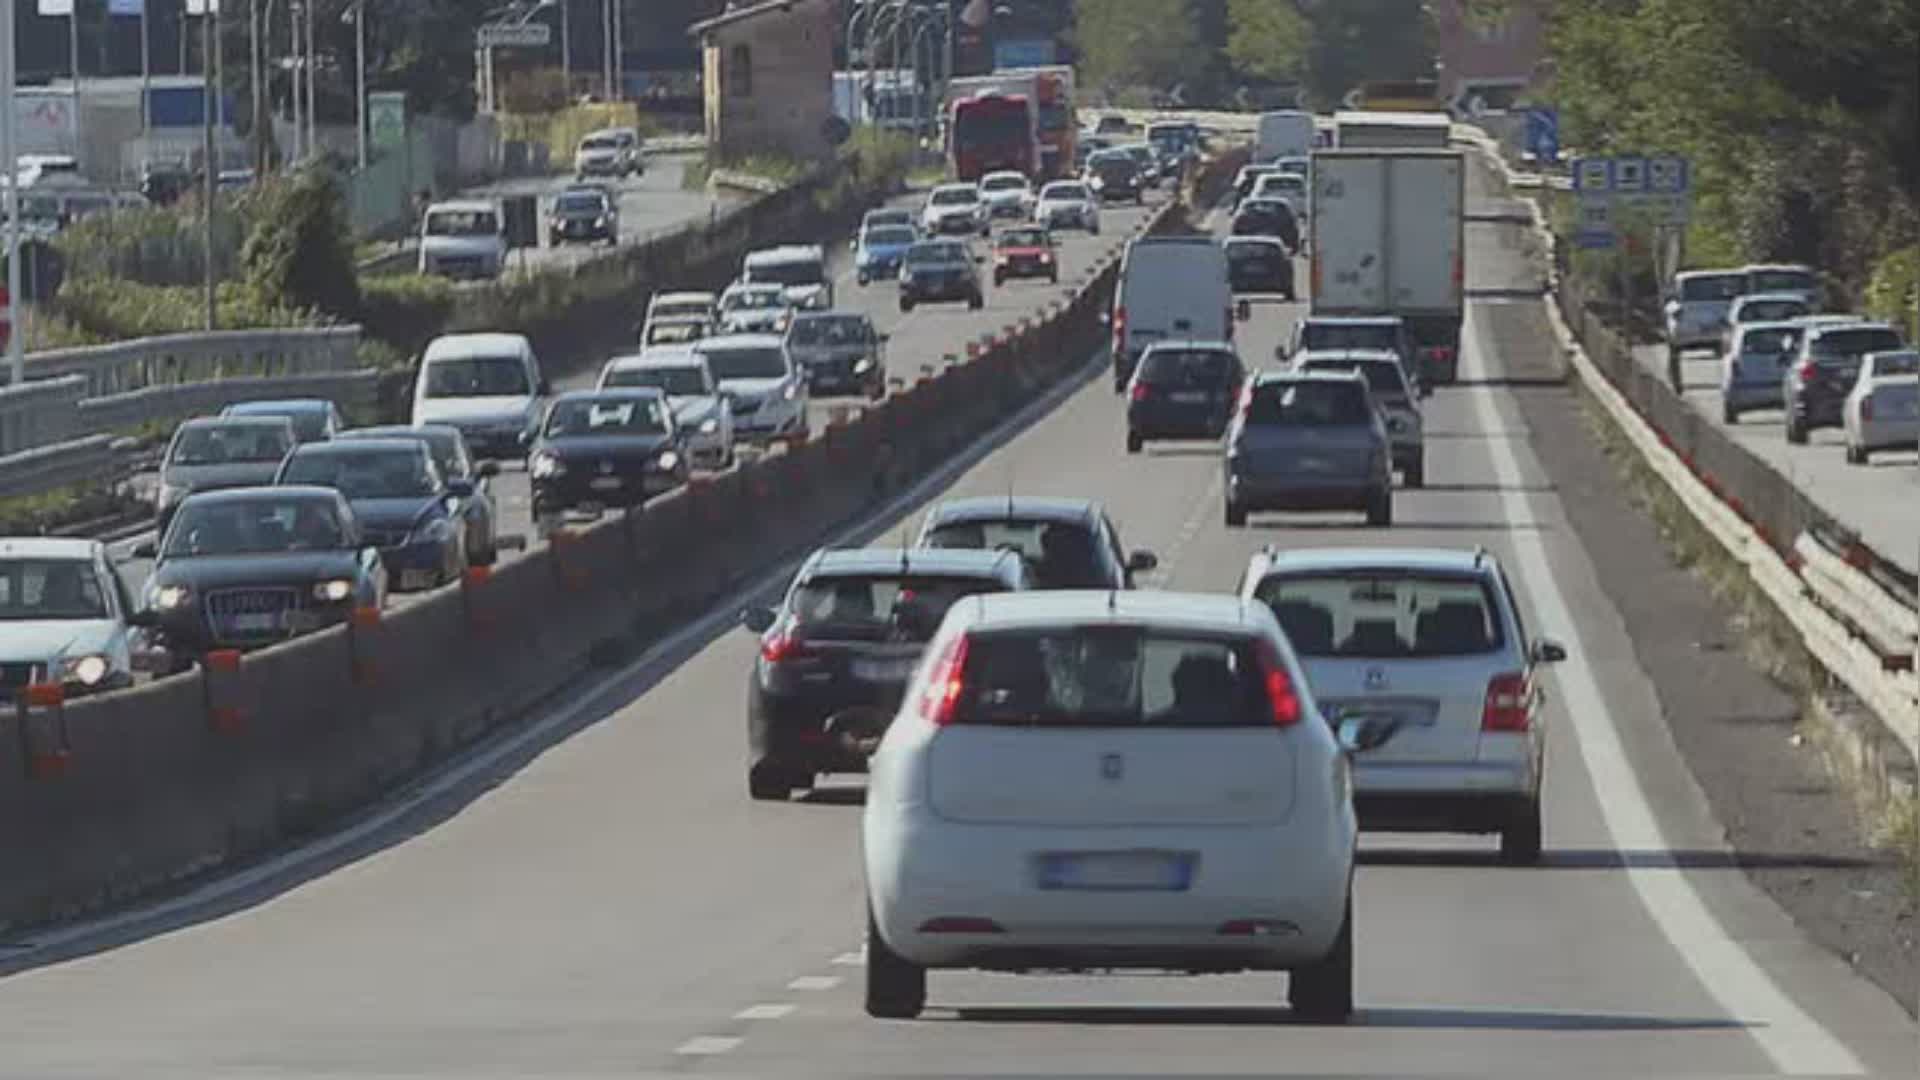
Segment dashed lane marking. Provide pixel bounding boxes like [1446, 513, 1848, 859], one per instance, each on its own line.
[674, 1036, 743, 1057]
[785, 975, 841, 992]
[734, 1004, 797, 1021]
[830, 950, 864, 966]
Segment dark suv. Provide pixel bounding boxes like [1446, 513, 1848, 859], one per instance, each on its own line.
[1783, 320, 1906, 444]
[1084, 150, 1143, 204]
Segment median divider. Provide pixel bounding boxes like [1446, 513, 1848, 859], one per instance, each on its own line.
[0, 176, 1201, 934]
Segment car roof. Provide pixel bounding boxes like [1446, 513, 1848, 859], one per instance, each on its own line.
[1742, 262, 1814, 274]
[1807, 319, 1895, 336]
[1296, 348, 1403, 364]
[1734, 292, 1811, 305]
[0, 536, 102, 560]
[932, 183, 979, 194]
[1253, 368, 1366, 385]
[1734, 321, 1807, 335]
[606, 350, 703, 370]
[982, 170, 1028, 182]
[805, 547, 1023, 579]
[338, 424, 460, 443]
[1675, 268, 1744, 281]
[724, 281, 787, 295]
[290, 437, 425, 456]
[960, 590, 1261, 634]
[1142, 339, 1235, 353]
[225, 398, 332, 414]
[185, 484, 340, 505]
[1224, 235, 1285, 247]
[698, 332, 786, 349]
[745, 244, 824, 264]
[180, 414, 295, 431]
[651, 291, 715, 304]
[1303, 315, 1404, 326]
[428, 199, 497, 214]
[1252, 545, 1497, 577]
[925, 495, 1099, 526]
[424, 332, 530, 360]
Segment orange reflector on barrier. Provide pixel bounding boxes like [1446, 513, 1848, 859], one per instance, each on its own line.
[28, 750, 70, 780]
[23, 682, 65, 708]
[210, 706, 246, 736]
[350, 605, 381, 628]
[205, 649, 243, 673]
[462, 565, 492, 588]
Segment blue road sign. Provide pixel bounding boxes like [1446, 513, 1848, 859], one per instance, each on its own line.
[1647, 155, 1690, 194]
[1572, 157, 1612, 193]
[1525, 107, 1560, 164]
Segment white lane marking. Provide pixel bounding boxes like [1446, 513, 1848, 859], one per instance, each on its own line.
[734, 1003, 796, 1021]
[785, 975, 841, 992]
[1460, 302, 1866, 1076]
[830, 950, 864, 967]
[675, 1036, 743, 1056]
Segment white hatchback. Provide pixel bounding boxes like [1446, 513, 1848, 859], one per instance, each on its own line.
[1843, 348, 1920, 464]
[862, 590, 1362, 1022]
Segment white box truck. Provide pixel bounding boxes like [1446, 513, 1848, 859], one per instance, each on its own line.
[1309, 148, 1466, 383]
[1332, 110, 1452, 149]
[1255, 110, 1316, 162]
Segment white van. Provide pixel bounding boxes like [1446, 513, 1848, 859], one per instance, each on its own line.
[410, 333, 548, 460]
[418, 199, 508, 280]
[740, 245, 834, 311]
[1109, 235, 1238, 390]
[1256, 110, 1315, 163]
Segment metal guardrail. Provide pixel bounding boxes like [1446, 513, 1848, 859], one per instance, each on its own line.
[0, 375, 88, 454]
[16, 326, 362, 399]
[0, 435, 121, 500]
[77, 369, 383, 435]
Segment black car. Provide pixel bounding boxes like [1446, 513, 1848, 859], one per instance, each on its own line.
[129, 486, 388, 665]
[335, 425, 502, 567]
[897, 240, 984, 312]
[549, 185, 618, 245]
[785, 311, 888, 399]
[527, 388, 690, 523]
[273, 438, 478, 593]
[912, 495, 1157, 590]
[1224, 236, 1295, 298]
[1125, 342, 1246, 452]
[1084, 150, 1143, 204]
[739, 547, 1030, 801]
[154, 416, 299, 540]
[1231, 164, 1279, 212]
[1231, 197, 1300, 253]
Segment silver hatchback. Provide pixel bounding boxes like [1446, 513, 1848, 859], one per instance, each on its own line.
[1223, 370, 1393, 528]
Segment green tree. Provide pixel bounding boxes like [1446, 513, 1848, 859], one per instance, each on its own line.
[1299, 0, 1435, 107]
[1226, 0, 1310, 85]
[240, 166, 362, 320]
[1071, 0, 1209, 101]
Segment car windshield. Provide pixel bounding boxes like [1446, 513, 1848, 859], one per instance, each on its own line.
[998, 229, 1049, 248]
[280, 449, 441, 499]
[789, 316, 868, 347]
[949, 627, 1268, 728]
[1301, 359, 1409, 403]
[556, 192, 605, 213]
[1043, 183, 1089, 201]
[604, 365, 708, 396]
[425, 210, 497, 237]
[1276, 158, 1310, 175]
[1247, 380, 1372, 426]
[544, 397, 669, 437]
[701, 347, 787, 380]
[164, 498, 346, 556]
[1254, 571, 1505, 658]
[982, 175, 1026, 191]
[581, 136, 617, 151]
[1740, 299, 1806, 321]
[1139, 349, 1237, 387]
[646, 321, 708, 346]
[1741, 328, 1802, 354]
[0, 559, 108, 621]
[1302, 323, 1398, 353]
[1750, 269, 1814, 293]
[789, 574, 1006, 639]
[652, 299, 710, 320]
[923, 518, 1108, 589]
[931, 188, 977, 206]
[1258, 176, 1306, 196]
[169, 424, 293, 466]
[1678, 274, 1745, 301]
[424, 356, 529, 398]
[746, 258, 825, 287]
[865, 226, 916, 247]
[1811, 327, 1903, 360]
[1871, 352, 1920, 375]
[723, 289, 786, 311]
[1228, 242, 1283, 262]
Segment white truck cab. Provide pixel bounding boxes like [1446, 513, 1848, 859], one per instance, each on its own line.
[418, 199, 508, 280]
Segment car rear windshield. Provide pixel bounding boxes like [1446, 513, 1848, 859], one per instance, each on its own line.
[866, 210, 913, 228]
[1246, 380, 1371, 426]
[923, 518, 1108, 589]
[165, 499, 345, 556]
[865, 226, 916, 246]
[745, 259, 824, 287]
[425, 210, 496, 237]
[1139, 349, 1238, 386]
[701, 347, 787, 380]
[723, 289, 786, 311]
[604, 365, 706, 396]
[544, 397, 668, 436]
[1301, 322, 1397, 353]
[1811, 327, 1904, 360]
[424, 356, 529, 398]
[1750, 269, 1814, 293]
[982, 175, 1026, 191]
[1300, 359, 1408, 402]
[1740, 299, 1806, 321]
[169, 424, 292, 466]
[1871, 351, 1920, 375]
[1741, 328, 1801, 355]
[645, 321, 708, 346]
[282, 448, 441, 499]
[0, 559, 107, 620]
[1678, 274, 1744, 301]
[789, 316, 868, 346]
[789, 574, 1006, 638]
[949, 627, 1269, 728]
[1228, 242, 1284, 262]
[1254, 571, 1506, 658]
[931, 188, 977, 206]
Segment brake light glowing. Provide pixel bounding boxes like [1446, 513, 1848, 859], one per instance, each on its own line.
[1256, 640, 1302, 728]
[760, 626, 810, 664]
[1797, 361, 1815, 385]
[920, 632, 971, 726]
[1481, 672, 1530, 732]
[1112, 305, 1128, 356]
[1130, 382, 1151, 401]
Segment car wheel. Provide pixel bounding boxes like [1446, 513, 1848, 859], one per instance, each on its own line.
[865, 904, 927, 1019]
[1288, 892, 1353, 1022]
[858, 270, 870, 286]
[993, 271, 1005, 288]
[1224, 499, 1248, 527]
[1365, 489, 1393, 527]
[1403, 456, 1425, 489]
[899, 296, 914, 313]
[1845, 443, 1867, 465]
[1785, 417, 1808, 445]
[1722, 401, 1739, 425]
[1126, 430, 1143, 454]
[1500, 795, 1544, 865]
[748, 761, 797, 802]
[967, 291, 984, 310]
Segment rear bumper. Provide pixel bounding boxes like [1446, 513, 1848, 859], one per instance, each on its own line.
[532, 472, 679, 512]
[750, 684, 894, 775]
[1350, 756, 1535, 832]
[1723, 379, 1783, 411]
[1853, 417, 1920, 450]
[901, 279, 977, 301]
[1227, 471, 1380, 510]
[1129, 403, 1230, 440]
[1788, 394, 1846, 429]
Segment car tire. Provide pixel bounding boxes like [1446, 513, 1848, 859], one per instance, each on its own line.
[993, 271, 1005, 288]
[1288, 893, 1353, 1023]
[1126, 430, 1143, 454]
[1785, 417, 1808, 445]
[967, 291, 984, 311]
[1500, 795, 1544, 865]
[899, 296, 914, 313]
[1846, 443, 1867, 465]
[1404, 456, 1425, 489]
[1048, 270, 1059, 284]
[1365, 489, 1393, 527]
[858, 270, 870, 286]
[1224, 499, 1248, 527]
[865, 905, 927, 1020]
[748, 761, 796, 802]
[1722, 401, 1739, 425]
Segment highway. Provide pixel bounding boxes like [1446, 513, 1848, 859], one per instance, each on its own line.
[5, 158, 1914, 1077]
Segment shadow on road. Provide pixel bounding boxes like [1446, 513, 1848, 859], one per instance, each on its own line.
[942, 1003, 1749, 1031]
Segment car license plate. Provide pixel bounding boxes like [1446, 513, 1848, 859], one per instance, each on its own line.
[853, 657, 918, 682]
[232, 613, 279, 633]
[590, 476, 624, 491]
[1038, 851, 1193, 891]
[1296, 456, 1331, 473]
[400, 570, 435, 590]
[1171, 390, 1210, 404]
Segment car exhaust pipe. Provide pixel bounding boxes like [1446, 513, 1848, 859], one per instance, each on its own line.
[824, 705, 890, 757]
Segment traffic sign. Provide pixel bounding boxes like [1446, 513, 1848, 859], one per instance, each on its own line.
[1573, 157, 1612, 193]
[1524, 107, 1559, 164]
[1574, 195, 1615, 250]
[478, 22, 550, 48]
[1612, 156, 1647, 194]
[1647, 155, 1690, 194]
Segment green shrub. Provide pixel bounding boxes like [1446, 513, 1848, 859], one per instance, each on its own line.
[359, 274, 459, 361]
[240, 165, 363, 320]
[53, 191, 256, 287]
[1865, 245, 1919, 343]
[52, 275, 319, 340]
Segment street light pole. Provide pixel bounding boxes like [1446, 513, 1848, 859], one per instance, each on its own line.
[559, 0, 569, 94]
[354, 0, 367, 170]
[601, 0, 612, 101]
[2, 0, 22, 383]
[303, 0, 315, 160]
[202, 1, 217, 330]
[289, 2, 302, 159]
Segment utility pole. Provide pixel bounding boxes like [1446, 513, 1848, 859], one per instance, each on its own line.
[601, 0, 612, 102]
[559, 0, 569, 95]
[3, 0, 23, 383]
[610, 0, 622, 102]
[302, 0, 314, 160]
[251, 0, 266, 173]
[140, 0, 152, 132]
[202, 0, 217, 330]
[289, 1, 302, 159]
[67, 2, 81, 122]
[354, 0, 366, 170]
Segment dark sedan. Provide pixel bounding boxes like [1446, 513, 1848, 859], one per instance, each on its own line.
[1084, 150, 1143, 204]
[549, 185, 617, 246]
[1231, 198, 1300, 254]
[274, 438, 474, 592]
[897, 240, 984, 312]
[1126, 342, 1246, 452]
[336, 425, 502, 567]
[913, 495, 1156, 590]
[739, 547, 1030, 801]
[528, 388, 690, 524]
[1225, 236, 1295, 298]
[154, 416, 298, 539]
[129, 486, 387, 665]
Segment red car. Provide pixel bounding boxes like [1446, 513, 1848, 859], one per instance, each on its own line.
[992, 226, 1059, 286]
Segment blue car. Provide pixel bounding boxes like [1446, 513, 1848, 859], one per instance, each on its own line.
[273, 437, 475, 592]
[221, 398, 343, 444]
[853, 223, 917, 286]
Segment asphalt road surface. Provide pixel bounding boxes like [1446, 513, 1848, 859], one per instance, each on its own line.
[10, 162, 1916, 1076]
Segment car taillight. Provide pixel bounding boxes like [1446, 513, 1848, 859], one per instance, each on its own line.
[1225, 305, 1235, 340]
[1861, 396, 1873, 420]
[1481, 672, 1530, 732]
[1112, 305, 1127, 355]
[1130, 382, 1151, 401]
[920, 632, 971, 727]
[760, 625, 811, 664]
[1429, 346, 1455, 364]
[1256, 640, 1302, 728]
[1797, 361, 1815, 385]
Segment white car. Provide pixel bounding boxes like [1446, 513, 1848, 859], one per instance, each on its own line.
[1843, 348, 1920, 465]
[978, 170, 1034, 220]
[1237, 546, 1567, 864]
[694, 334, 809, 446]
[574, 127, 643, 179]
[863, 590, 1362, 1022]
[716, 282, 795, 335]
[1717, 292, 1811, 358]
[0, 538, 137, 696]
[1663, 268, 1747, 373]
[921, 183, 990, 237]
[417, 199, 508, 280]
[1032, 180, 1099, 234]
[598, 350, 736, 470]
[1250, 172, 1308, 215]
[645, 290, 718, 330]
[410, 333, 547, 461]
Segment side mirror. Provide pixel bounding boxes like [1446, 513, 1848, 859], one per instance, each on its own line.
[477, 460, 501, 478]
[1531, 638, 1568, 664]
[362, 546, 381, 563]
[973, 255, 986, 264]
[1337, 713, 1402, 754]
[1420, 382, 1435, 399]
[446, 478, 476, 498]
[1274, 343, 1290, 362]
[131, 540, 157, 559]
[1236, 299, 1252, 321]
[741, 606, 777, 634]
[1126, 549, 1158, 573]
[878, 332, 891, 343]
